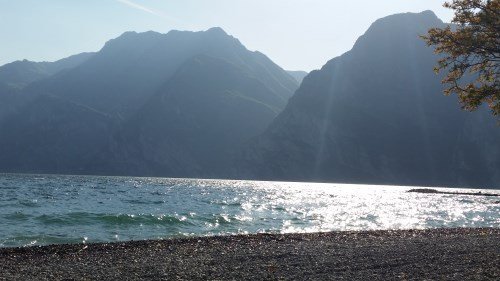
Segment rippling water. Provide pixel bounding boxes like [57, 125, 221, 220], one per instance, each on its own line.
[0, 173, 498, 247]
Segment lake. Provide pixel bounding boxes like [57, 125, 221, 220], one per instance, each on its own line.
[0, 174, 498, 247]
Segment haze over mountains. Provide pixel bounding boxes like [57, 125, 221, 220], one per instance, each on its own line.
[0, 11, 498, 188]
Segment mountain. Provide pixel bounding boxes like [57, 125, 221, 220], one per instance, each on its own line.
[237, 11, 500, 188]
[0, 28, 299, 176]
[0, 95, 115, 174]
[0, 53, 94, 89]
[287, 70, 308, 84]
[22, 27, 297, 119]
[0, 53, 94, 123]
[0, 83, 21, 122]
[92, 54, 291, 177]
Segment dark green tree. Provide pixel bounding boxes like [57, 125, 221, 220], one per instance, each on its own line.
[422, 0, 499, 117]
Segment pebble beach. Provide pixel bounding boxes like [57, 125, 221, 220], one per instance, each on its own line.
[0, 228, 499, 280]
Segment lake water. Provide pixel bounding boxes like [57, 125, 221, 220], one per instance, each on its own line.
[0, 173, 498, 248]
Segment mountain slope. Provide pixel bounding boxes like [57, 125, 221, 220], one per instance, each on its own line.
[238, 11, 500, 188]
[0, 95, 114, 174]
[0, 83, 22, 122]
[0, 53, 94, 89]
[0, 53, 94, 123]
[92, 55, 288, 177]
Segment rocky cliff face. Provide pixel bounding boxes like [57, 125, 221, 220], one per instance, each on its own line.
[237, 11, 500, 188]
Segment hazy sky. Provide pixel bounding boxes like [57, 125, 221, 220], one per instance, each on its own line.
[0, 0, 454, 71]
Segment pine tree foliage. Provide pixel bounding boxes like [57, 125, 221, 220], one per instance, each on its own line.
[423, 0, 499, 117]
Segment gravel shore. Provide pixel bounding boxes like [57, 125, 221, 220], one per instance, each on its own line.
[0, 228, 499, 280]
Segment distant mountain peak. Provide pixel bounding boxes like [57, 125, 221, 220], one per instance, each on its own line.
[419, 10, 440, 19]
[116, 30, 161, 37]
[339, 10, 445, 63]
[206, 27, 227, 35]
[366, 10, 443, 32]
[101, 27, 239, 55]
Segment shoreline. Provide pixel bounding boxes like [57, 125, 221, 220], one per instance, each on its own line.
[2, 172, 499, 190]
[408, 188, 500, 197]
[1, 228, 499, 280]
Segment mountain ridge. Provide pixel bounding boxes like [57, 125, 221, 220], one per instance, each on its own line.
[20, 27, 297, 119]
[0, 52, 94, 89]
